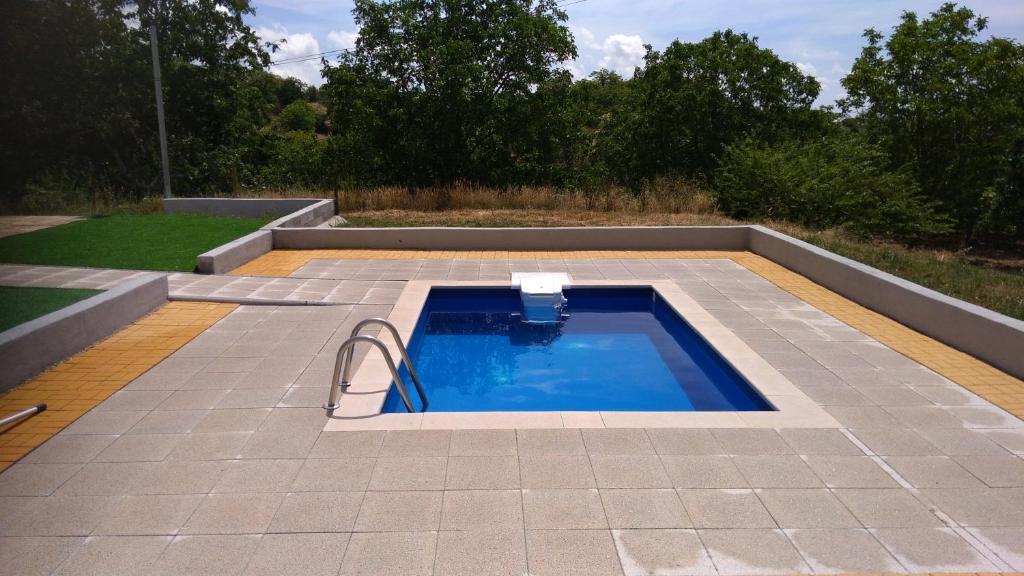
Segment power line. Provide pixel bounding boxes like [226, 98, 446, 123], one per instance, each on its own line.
[270, 48, 347, 66]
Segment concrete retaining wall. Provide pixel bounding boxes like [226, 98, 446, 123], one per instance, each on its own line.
[196, 230, 273, 275]
[273, 225, 750, 251]
[264, 199, 335, 229]
[164, 198, 328, 220]
[176, 198, 335, 274]
[0, 273, 168, 392]
[747, 226, 1024, 379]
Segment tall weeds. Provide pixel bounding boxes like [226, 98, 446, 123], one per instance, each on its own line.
[308, 179, 718, 214]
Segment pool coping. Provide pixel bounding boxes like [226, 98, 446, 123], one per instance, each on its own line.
[323, 279, 840, 430]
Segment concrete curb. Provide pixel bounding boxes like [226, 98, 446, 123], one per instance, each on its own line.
[0, 273, 168, 392]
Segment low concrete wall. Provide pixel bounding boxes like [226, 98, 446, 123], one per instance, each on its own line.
[164, 198, 326, 220]
[264, 199, 335, 229]
[748, 226, 1024, 379]
[196, 230, 272, 275]
[0, 273, 168, 392]
[273, 226, 750, 251]
[175, 198, 335, 274]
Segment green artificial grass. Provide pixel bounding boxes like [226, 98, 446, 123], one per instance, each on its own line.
[0, 213, 270, 272]
[0, 286, 101, 332]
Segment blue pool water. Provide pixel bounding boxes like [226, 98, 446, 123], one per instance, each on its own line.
[382, 288, 772, 413]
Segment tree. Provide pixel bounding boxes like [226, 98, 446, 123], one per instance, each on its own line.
[278, 101, 318, 132]
[320, 0, 576, 186]
[715, 133, 950, 238]
[562, 70, 632, 185]
[0, 0, 270, 205]
[598, 31, 822, 186]
[273, 77, 309, 108]
[841, 3, 1024, 239]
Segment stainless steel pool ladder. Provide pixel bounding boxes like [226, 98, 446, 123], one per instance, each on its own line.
[323, 318, 428, 413]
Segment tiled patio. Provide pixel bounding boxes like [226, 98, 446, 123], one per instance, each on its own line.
[1, 255, 1024, 575]
[0, 216, 82, 239]
[0, 265, 149, 290]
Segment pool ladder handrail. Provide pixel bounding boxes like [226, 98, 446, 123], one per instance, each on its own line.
[324, 318, 428, 414]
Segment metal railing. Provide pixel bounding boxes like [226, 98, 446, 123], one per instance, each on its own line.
[324, 318, 427, 414]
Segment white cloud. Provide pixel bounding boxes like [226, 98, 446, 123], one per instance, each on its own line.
[572, 26, 601, 51]
[258, 25, 324, 86]
[567, 27, 646, 79]
[597, 34, 646, 76]
[794, 60, 851, 104]
[795, 61, 817, 76]
[796, 60, 831, 93]
[327, 30, 359, 50]
[557, 61, 587, 80]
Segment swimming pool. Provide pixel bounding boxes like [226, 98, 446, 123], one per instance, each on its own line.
[382, 287, 773, 413]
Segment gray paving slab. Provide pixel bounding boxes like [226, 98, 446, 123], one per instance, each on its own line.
[0, 536, 84, 576]
[181, 492, 283, 534]
[612, 528, 715, 576]
[526, 529, 624, 576]
[268, 491, 362, 533]
[444, 455, 519, 489]
[590, 455, 672, 488]
[94, 494, 204, 536]
[755, 489, 860, 528]
[520, 454, 596, 488]
[242, 533, 349, 576]
[354, 491, 442, 531]
[833, 489, 945, 528]
[441, 489, 522, 530]
[523, 488, 607, 529]
[51, 535, 170, 576]
[872, 527, 998, 572]
[677, 489, 776, 529]
[601, 489, 691, 529]
[3, 257, 1024, 574]
[699, 528, 810, 575]
[786, 528, 903, 573]
[151, 534, 261, 576]
[290, 458, 374, 492]
[434, 528, 527, 576]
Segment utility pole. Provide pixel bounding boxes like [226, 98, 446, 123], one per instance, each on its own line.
[149, 0, 172, 198]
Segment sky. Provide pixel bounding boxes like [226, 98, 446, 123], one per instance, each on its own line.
[247, 0, 1024, 106]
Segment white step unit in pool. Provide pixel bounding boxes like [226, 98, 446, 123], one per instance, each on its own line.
[511, 272, 571, 324]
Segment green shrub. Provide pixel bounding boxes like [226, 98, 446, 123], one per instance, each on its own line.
[16, 165, 106, 214]
[714, 135, 950, 238]
[258, 130, 327, 188]
[277, 100, 317, 132]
